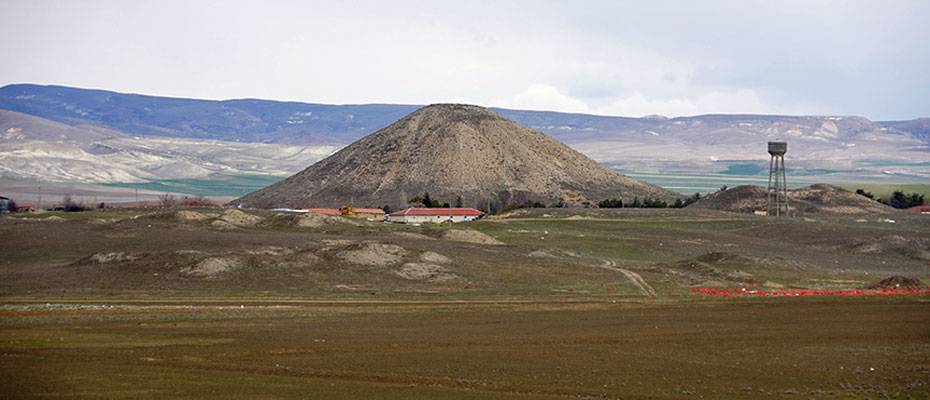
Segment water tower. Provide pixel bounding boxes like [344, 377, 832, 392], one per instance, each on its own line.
[767, 141, 788, 216]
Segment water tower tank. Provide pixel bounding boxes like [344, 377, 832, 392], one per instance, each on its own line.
[768, 141, 787, 156]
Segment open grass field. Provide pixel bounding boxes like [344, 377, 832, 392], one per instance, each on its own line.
[2, 207, 929, 398]
[2, 207, 929, 300]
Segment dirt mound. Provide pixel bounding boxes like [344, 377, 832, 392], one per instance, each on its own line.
[441, 229, 503, 245]
[866, 275, 927, 290]
[395, 263, 458, 282]
[232, 104, 680, 210]
[419, 251, 451, 264]
[268, 212, 359, 228]
[181, 257, 242, 277]
[849, 236, 930, 260]
[652, 252, 759, 286]
[245, 246, 295, 256]
[528, 250, 558, 258]
[88, 252, 136, 264]
[218, 209, 263, 226]
[175, 210, 211, 222]
[209, 220, 237, 230]
[293, 252, 322, 266]
[336, 243, 407, 267]
[295, 213, 337, 228]
[297, 212, 358, 227]
[689, 184, 893, 215]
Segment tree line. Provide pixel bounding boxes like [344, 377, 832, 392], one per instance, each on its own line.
[856, 189, 925, 209]
[597, 192, 701, 209]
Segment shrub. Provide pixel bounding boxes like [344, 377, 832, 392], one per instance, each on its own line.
[683, 193, 701, 206]
[598, 198, 624, 208]
[158, 194, 178, 208]
[62, 195, 90, 212]
[883, 191, 925, 209]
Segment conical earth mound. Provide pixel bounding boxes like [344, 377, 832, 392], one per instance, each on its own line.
[233, 104, 680, 209]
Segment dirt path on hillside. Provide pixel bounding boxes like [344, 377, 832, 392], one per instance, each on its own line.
[597, 259, 657, 297]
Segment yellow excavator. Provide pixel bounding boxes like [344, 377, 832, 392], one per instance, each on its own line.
[339, 204, 355, 217]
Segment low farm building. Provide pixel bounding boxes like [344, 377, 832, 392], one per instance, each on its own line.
[907, 205, 930, 214]
[387, 208, 483, 224]
[303, 207, 386, 220]
[305, 208, 342, 216]
[353, 208, 386, 220]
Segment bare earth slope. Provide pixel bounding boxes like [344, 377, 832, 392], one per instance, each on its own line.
[688, 184, 894, 215]
[234, 104, 680, 209]
[0, 109, 336, 183]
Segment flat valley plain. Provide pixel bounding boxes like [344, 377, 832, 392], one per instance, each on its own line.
[2, 208, 929, 398]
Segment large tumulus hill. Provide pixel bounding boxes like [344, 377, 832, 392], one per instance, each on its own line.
[233, 104, 680, 209]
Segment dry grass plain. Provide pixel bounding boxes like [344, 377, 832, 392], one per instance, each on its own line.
[1, 207, 929, 398]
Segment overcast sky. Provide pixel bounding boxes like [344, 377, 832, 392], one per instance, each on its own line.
[1, 0, 928, 120]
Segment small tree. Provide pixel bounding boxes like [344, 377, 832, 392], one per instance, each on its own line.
[158, 194, 177, 208]
[683, 192, 701, 207]
[855, 189, 875, 200]
[5, 198, 17, 213]
[455, 195, 464, 208]
[672, 198, 684, 208]
[885, 192, 925, 208]
[631, 197, 641, 208]
[908, 192, 925, 207]
[421, 192, 433, 208]
[598, 198, 623, 208]
[62, 195, 88, 212]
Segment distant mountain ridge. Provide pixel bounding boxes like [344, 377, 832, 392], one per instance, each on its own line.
[3, 83, 927, 145]
[0, 84, 419, 145]
[2, 84, 928, 179]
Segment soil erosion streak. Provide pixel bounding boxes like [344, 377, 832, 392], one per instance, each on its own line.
[598, 259, 657, 297]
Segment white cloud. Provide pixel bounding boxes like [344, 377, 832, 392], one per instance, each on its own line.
[1, 1, 927, 119]
[496, 84, 775, 117]
[495, 84, 590, 113]
[596, 88, 771, 117]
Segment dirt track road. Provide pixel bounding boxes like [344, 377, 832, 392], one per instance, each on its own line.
[597, 259, 657, 297]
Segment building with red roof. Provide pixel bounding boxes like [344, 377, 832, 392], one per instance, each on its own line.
[906, 204, 930, 214]
[387, 207, 483, 224]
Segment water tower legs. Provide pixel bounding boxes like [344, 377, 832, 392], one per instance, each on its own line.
[767, 154, 788, 216]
